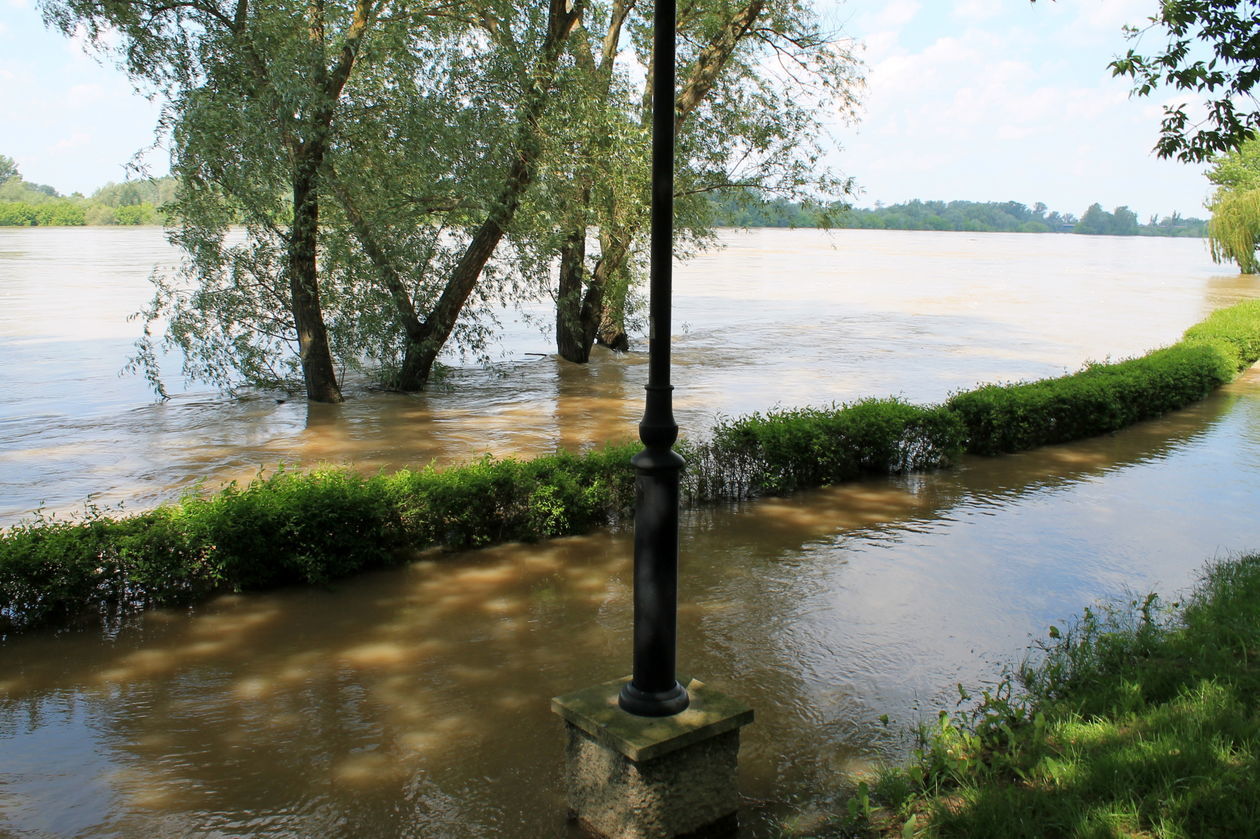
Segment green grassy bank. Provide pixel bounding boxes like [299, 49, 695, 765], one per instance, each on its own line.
[848, 551, 1260, 839]
[3, 299, 1260, 634]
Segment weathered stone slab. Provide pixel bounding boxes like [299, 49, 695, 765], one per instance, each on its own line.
[552, 676, 753, 839]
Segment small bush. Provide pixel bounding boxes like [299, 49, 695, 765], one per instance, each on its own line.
[0, 203, 38, 226]
[33, 202, 86, 226]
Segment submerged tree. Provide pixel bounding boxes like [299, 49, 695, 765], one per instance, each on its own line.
[544, 0, 862, 363]
[327, 0, 587, 391]
[47, 0, 587, 399]
[41, 0, 430, 402]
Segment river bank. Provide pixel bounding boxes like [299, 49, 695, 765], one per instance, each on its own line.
[853, 549, 1260, 838]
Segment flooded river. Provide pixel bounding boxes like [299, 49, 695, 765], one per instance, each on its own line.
[2, 227, 1260, 836]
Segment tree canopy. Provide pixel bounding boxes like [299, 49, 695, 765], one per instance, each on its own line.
[40, 0, 864, 400]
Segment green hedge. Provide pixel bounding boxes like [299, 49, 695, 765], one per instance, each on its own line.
[0, 446, 641, 632]
[683, 399, 965, 500]
[946, 300, 1260, 456]
[946, 342, 1238, 455]
[1184, 298, 1260, 372]
[3, 300, 1260, 634]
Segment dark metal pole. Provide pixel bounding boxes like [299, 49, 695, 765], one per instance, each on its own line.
[618, 0, 689, 718]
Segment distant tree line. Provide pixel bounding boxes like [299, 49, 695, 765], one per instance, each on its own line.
[710, 192, 1207, 238]
[0, 156, 176, 226]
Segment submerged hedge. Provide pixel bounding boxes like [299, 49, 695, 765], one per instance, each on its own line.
[3, 300, 1260, 633]
[948, 298, 1260, 455]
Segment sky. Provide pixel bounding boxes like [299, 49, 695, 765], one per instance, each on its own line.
[0, 0, 1217, 218]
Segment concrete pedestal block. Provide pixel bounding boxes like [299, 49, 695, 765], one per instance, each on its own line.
[552, 677, 753, 839]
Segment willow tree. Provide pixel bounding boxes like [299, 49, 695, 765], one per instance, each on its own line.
[47, 0, 587, 399]
[41, 0, 449, 401]
[1206, 135, 1260, 273]
[540, 0, 862, 363]
[323, 0, 588, 391]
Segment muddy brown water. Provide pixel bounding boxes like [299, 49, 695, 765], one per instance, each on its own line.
[2, 227, 1260, 836]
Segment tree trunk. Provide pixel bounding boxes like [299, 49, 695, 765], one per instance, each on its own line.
[387, 0, 587, 390]
[558, 0, 765, 359]
[290, 153, 344, 403]
[552, 1, 634, 362]
[556, 230, 588, 362]
[592, 231, 630, 351]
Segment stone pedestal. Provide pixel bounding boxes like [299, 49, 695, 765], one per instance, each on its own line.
[552, 676, 753, 839]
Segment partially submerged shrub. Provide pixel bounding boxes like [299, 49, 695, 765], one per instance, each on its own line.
[1183, 297, 1260, 371]
[947, 342, 1238, 455]
[685, 399, 965, 500]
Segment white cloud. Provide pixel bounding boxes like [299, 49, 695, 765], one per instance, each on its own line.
[952, 0, 1004, 23]
[871, 0, 921, 30]
[55, 132, 93, 150]
[66, 82, 105, 106]
[1078, 0, 1152, 33]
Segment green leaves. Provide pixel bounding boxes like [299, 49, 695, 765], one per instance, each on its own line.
[1107, 0, 1260, 161]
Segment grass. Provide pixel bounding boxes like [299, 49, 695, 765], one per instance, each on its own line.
[842, 553, 1260, 838]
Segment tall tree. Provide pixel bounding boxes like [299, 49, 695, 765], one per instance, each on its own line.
[42, 0, 414, 401]
[547, 0, 862, 363]
[319, 0, 587, 391]
[49, 0, 586, 398]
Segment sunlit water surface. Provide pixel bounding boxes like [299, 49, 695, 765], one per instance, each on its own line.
[2, 227, 1260, 836]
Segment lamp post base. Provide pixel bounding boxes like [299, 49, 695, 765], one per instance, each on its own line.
[618, 679, 690, 717]
[552, 676, 753, 839]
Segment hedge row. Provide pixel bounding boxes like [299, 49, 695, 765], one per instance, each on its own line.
[947, 299, 1260, 455]
[3, 300, 1260, 634]
[681, 398, 965, 501]
[0, 445, 640, 632]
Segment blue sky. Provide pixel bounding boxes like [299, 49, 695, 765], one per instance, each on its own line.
[0, 0, 1216, 218]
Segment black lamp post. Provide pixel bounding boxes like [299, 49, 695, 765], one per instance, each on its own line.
[617, 0, 689, 718]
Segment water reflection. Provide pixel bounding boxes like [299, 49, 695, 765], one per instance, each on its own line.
[3, 372, 1259, 836]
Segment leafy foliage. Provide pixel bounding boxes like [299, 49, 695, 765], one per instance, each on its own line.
[1108, 0, 1260, 161]
[0, 444, 640, 633]
[685, 399, 965, 500]
[0, 172, 175, 226]
[1205, 135, 1260, 272]
[1073, 203, 1140, 236]
[946, 342, 1239, 455]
